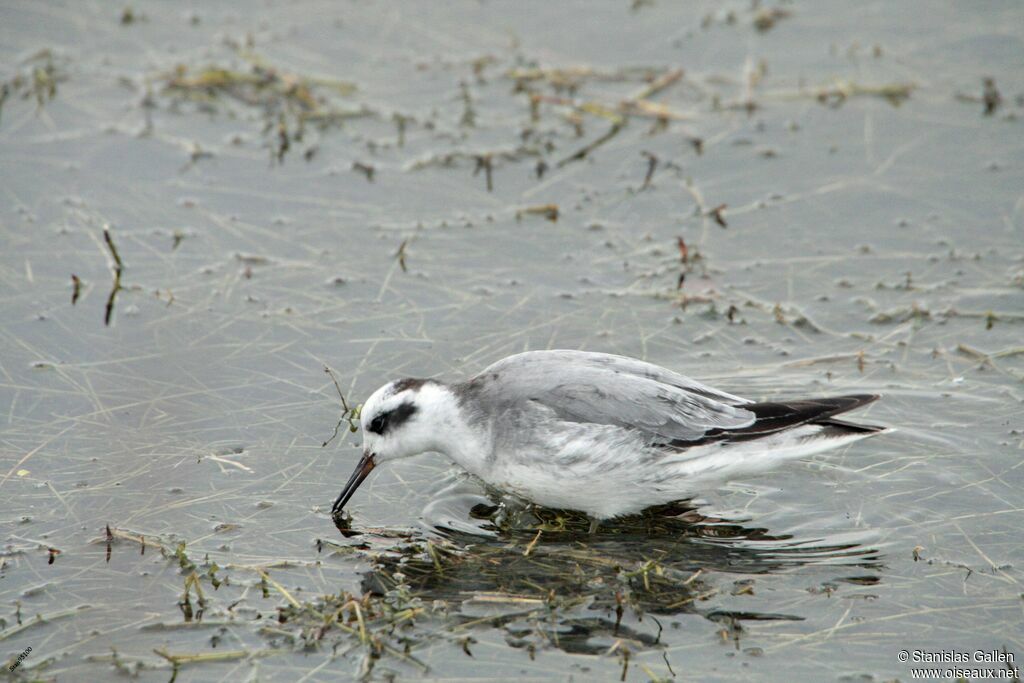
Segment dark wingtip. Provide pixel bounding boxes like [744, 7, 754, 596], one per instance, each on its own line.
[816, 416, 886, 434]
[843, 393, 880, 408]
[670, 393, 885, 448]
[813, 394, 884, 434]
[816, 394, 881, 419]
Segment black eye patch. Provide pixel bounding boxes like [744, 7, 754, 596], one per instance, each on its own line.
[367, 402, 418, 435]
[368, 413, 387, 434]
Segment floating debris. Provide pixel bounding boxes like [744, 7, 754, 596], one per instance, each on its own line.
[459, 80, 476, 127]
[508, 65, 666, 91]
[233, 252, 270, 266]
[473, 154, 493, 191]
[352, 161, 375, 182]
[321, 365, 361, 448]
[406, 147, 543, 181]
[119, 7, 138, 25]
[164, 60, 355, 110]
[3, 49, 67, 113]
[752, 7, 791, 32]
[102, 225, 124, 326]
[349, 502, 874, 657]
[516, 204, 559, 222]
[707, 203, 728, 228]
[640, 151, 658, 189]
[982, 77, 1002, 116]
[162, 51, 363, 163]
[814, 80, 913, 107]
[557, 122, 623, 167]
[395, 239, 409, 273]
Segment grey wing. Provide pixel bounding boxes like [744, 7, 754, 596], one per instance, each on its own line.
[473, 350, 755, 441]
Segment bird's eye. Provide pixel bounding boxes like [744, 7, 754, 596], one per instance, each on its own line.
[368, 413, 387, 434]
[366, 401, 416, 435]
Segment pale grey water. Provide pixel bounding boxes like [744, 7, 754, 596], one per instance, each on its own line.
[1, 1, 1023, 681]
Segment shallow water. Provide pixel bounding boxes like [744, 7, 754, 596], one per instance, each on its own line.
[1, 1, 1023, 681]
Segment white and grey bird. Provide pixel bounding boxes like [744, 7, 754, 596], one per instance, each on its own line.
[331, 350, 884, 524]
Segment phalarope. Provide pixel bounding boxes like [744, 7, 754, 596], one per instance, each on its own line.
[331, 350, 884, 526]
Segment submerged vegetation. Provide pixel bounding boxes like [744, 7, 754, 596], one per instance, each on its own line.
[0, 49, 66, 120]
[87, 499, 878, 679]
[161, 47, 364, 164]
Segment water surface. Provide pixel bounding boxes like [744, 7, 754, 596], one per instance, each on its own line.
[1, 1, 1023, 680]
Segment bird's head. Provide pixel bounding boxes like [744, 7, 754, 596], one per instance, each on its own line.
[331, 378, 451, 517]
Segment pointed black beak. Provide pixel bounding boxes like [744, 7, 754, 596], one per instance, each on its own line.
[331, 451, 376, 516]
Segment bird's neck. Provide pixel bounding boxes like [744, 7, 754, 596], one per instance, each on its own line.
[421, 385, 492, 476]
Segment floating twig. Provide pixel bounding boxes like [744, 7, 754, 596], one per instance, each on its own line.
[393, 113, 409, 147]
[640, 151, 658, 189]
[395, 239, 409, 273]
[508, 65, 665, 89]
[254, 568, 301, 608]
[164, 60, 355, 108]
[459, 80, 476, 127]
[473, 154, 493, 191]
[321, 365, 360, 447]
[708, 203, 728, 228]
[533, 95, 624, 123]
[523, 530, 542, 557]
[352, 161, 375, 182]
[0, 605, 90, 642]
[102, 225, 123, 326]
[752, 7, 791, 32]
[798, 80, 913, 107]
[516, 204, 559, 222]
[557, 122, 623, 168]
[982, 77, 1002, 116]
[630, 67, 683, 101]
[534, 92, 689, 123]
[153, 646, 283, 681]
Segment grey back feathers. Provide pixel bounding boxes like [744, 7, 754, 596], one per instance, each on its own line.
[458, 350, 756, 441]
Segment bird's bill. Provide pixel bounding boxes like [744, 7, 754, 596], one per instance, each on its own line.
[331, 452, 376, 515]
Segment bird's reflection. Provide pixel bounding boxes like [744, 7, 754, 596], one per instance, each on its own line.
[343, 475, 881, 656]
